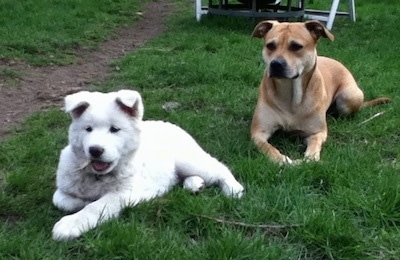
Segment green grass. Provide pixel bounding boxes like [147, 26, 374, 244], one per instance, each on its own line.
[1, 0, 400, 259]
[0, 67, 21, 86]
[0, 0, 146, 65]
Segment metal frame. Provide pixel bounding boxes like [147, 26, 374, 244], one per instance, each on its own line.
[196, 0, 305, 21]
[196, 0, 356, 31]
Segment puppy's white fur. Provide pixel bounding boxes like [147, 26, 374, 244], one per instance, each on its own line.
[52, 90, 244, 241]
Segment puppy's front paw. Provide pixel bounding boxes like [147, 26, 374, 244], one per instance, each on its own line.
[52, 214, 84, 241]
[221, 180, 245, 198]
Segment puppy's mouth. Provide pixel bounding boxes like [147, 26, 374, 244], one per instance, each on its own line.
[91, 160, 112, 172]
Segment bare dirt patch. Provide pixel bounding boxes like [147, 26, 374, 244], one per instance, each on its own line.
[0, 0, 173, 140]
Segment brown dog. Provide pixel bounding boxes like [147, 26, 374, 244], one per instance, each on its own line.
[251, 20, 390, 165]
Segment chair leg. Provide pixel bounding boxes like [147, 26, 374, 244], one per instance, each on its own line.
[196, 0, 209, 21]
[196, 0, 202, 21]
[348, 0, 356, 22]
[326, 0, 339, 30]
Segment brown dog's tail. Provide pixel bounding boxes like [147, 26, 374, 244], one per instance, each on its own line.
[362, 97, 391, 108]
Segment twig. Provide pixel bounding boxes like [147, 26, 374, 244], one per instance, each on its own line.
[358, 111, 385, 126]
[137, 47, 173, 52]
[196, 214, 300, 233]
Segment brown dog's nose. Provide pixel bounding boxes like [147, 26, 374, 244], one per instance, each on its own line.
[89, 146, 104, 158]
[269, 58, 287, 78]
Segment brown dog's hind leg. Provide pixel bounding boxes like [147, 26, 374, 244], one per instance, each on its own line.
[335, 86, 390, 115]
[334, 84, 364, 115]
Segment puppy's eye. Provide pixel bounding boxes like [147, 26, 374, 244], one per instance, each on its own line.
[86, 126, 93, 132]
[290, 42, 303, 51]
[266, 42, 276, 51]
[110, 126, 120, 133]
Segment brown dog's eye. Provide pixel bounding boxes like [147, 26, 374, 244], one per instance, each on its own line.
[266, 42, 276, 51]
[289, 42, 303, 52]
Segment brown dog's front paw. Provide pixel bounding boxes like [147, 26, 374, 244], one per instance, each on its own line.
[276, 155, 296, 165]
[304, 152, 320, 162]
[291, 159, 303, 165]
[275, 156, 304, 166]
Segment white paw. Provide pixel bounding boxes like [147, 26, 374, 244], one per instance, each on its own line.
[278, 155, 293, 165]
[221, 180, 244, 198]
[53, 190, 88, 212]
[52, 214, 84, 241]
[183, 176, 205, 194]
[278, 156, 302, 166]
[304, 153, 320, 162]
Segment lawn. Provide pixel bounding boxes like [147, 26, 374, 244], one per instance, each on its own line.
[1, 0, 400, 259]
[0, 0, 144, 65]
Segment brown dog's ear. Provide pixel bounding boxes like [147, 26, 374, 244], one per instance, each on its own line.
[252, 20, 279, 38]
[305, 20, 334, 41]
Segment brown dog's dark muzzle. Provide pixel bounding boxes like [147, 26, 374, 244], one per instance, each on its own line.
[269, 58, 299, 79]
[269, 58, 288, 78]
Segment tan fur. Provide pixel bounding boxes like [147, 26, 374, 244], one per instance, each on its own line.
[251, 20, 391, 165]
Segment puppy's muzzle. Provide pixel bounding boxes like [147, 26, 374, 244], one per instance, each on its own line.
[89, 146, 104, 158]
[89, 146, 112, 172]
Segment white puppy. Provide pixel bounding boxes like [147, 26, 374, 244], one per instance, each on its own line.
[52, 90, 244, 241]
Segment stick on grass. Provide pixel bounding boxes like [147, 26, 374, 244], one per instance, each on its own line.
[196, 215, 300, 233]
[358, 111, 385, 126]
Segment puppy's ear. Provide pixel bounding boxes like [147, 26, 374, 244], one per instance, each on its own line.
[115, 90, 144, 120]
[252, 20, 279, 38]
[305, 20, 334, 41]
[64, 91, 91, 119]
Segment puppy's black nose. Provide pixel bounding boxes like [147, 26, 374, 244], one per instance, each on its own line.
[89, 146, 104, 158]
[269, 58, 287, 78]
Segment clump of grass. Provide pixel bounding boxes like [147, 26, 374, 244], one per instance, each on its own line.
[0, 67, 21, 86]
[0, 67, 20, 79]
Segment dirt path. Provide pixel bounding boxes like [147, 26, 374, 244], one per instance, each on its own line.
[0, 0, 173, 140]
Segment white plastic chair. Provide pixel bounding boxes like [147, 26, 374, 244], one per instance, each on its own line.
[195, 0, 282, 21]
[195, 0, 208, 21]
[302, 0, 356, 30]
